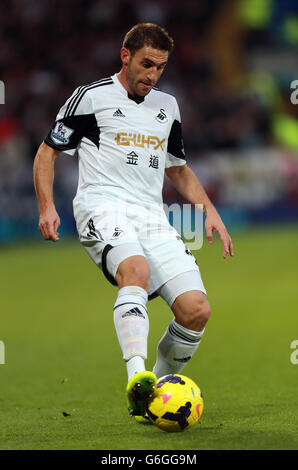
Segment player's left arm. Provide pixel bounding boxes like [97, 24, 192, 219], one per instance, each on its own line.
[165, 164, 234, 258]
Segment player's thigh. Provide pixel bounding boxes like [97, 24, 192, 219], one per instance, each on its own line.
[142, 229, 204, 297]
[83, 241, 147, 285]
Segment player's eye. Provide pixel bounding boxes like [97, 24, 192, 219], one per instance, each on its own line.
[141, 61, 166, 71]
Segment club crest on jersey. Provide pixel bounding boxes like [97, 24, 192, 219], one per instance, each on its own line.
[112, 227, 124, 239]
[51, 121, 74, 145]
[155, 108, 168, 123]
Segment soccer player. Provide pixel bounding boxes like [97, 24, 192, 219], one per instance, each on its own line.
[33, 23, 233, 421]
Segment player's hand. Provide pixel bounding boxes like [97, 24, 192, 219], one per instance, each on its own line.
[205, 207, 234, 259]
[38, 207, 60, 242]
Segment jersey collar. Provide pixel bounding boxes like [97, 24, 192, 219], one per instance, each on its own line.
[127, 92, 144, 104]
[112, 73, 145, 104]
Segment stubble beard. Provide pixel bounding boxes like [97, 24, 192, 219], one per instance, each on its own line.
[126, 65, 149, 98]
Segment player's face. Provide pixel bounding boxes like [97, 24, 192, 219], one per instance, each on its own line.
[124, 46, 169, 97]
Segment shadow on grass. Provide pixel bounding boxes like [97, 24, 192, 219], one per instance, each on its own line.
[126, 420, 298, 451]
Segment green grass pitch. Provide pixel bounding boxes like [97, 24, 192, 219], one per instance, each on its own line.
[0, 224, 297, 450]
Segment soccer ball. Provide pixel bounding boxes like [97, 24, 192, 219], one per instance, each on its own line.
[147, 374, 204, 432]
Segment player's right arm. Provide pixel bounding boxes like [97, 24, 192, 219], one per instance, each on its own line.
[33, 142, 61, 242]
[34, 85, 96, 241]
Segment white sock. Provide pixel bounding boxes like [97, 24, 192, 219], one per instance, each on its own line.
[153, 320, 205, 378]
[126, 356, 146, 381]
[113, 286, 149, 381]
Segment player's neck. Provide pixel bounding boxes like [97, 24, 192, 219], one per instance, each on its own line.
[117, 69, 136, 97]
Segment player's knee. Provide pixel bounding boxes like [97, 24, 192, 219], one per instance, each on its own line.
[197, 297, 211, 325]
[184, 296, 211, 331]
[116, 256, 150, 291]
[130, 261, 150, 288]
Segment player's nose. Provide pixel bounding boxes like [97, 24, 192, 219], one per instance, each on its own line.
[147, 69, 158, 84]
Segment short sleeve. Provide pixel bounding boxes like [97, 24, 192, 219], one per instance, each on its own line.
[166, 99, 186, 168]
[44, 88, 98, 152]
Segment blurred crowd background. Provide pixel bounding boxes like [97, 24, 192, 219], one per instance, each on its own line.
[0, 0, 298, 242]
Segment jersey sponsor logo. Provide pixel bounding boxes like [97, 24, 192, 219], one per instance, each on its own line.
[149, 155, 159, 169]
[113, 108, 126, 117]
[51, 121, 74, 145]
[115, 132, 166, 151]
[126, 151, 138, 165]
[155, 108, 168, 123]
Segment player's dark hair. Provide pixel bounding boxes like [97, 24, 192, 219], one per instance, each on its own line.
[122, 23, 174, 56]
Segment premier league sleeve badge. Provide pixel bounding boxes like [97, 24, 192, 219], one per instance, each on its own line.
[50, 121, 74, 145]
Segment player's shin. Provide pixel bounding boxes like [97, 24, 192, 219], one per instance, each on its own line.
[152, 320, 205, 378]
[113, 286, 149, 381]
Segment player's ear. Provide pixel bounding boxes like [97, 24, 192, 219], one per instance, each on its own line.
[120, 47, 130, 67]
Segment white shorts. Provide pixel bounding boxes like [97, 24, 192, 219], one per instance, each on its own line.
[75, 197, 206, 302]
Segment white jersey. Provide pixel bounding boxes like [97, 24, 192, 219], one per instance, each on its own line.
[45, 73, 186, 211]
[44, 74, 206, 299]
